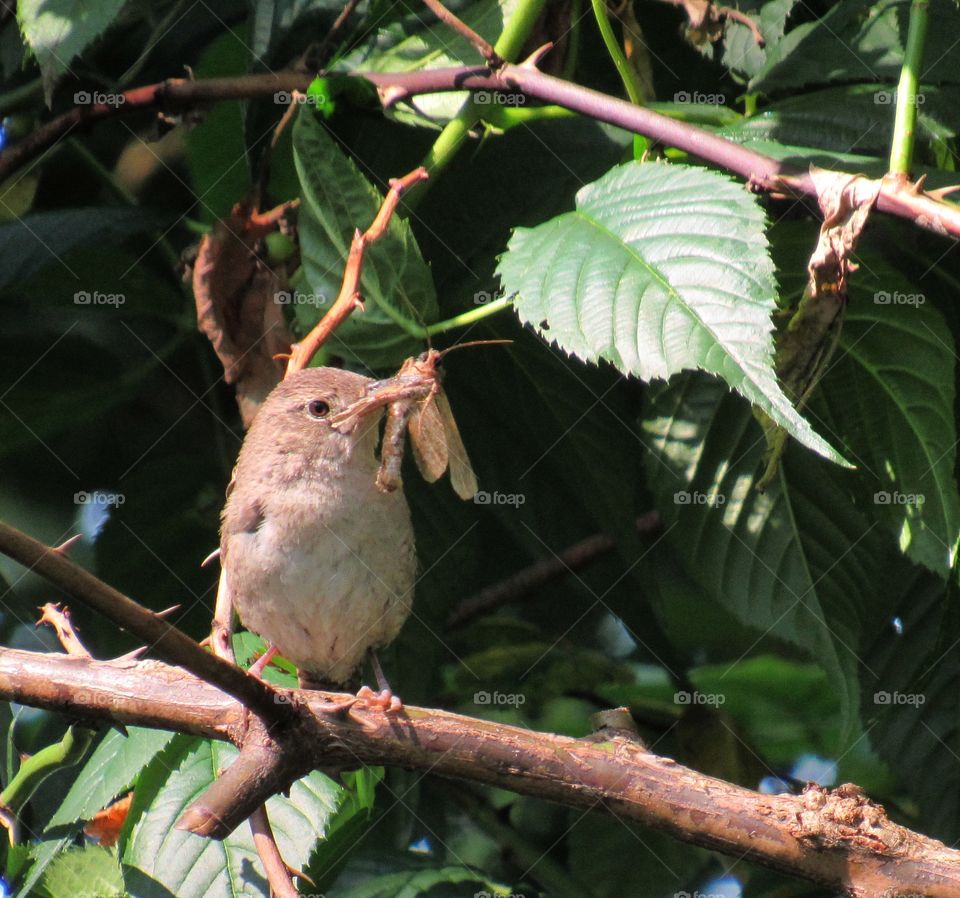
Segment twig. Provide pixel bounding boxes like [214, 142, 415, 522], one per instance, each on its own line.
[3, 647, 960, 898]
[284, 166, 429, 375]
[888, 0, 929, 177]
[37, 602, 92, 658]
[0, 521, 286, 723]
[250, 807, 301, 898]
[314, 0, 364, 68]
[2, 67, 957, 239]
[421, 0, 503, 67]
[447, 511, 661, 628]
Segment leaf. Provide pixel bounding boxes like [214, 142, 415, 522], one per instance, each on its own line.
[49, 726, 175, 829]
[0, 208, 154, 291]
[497, 160, 847, 467]
[35, 844, 124, 898]
[123, 736, 354, 898]
[749, 0, 960, 94]
[293, 108, 438, 370]
[346, 0, 519, 127]
[771, 220, 960, 576]
[18, 0, 127, 102]
[641, 371, 901, 729]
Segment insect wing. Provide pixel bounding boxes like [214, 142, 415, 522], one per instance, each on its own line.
[436, 389, 477, 500]
[408, 394, 448, 483]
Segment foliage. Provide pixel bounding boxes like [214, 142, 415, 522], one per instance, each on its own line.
[2, 0, 960, 896]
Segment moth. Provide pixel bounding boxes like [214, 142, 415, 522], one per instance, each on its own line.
[331, 344, 504, 500]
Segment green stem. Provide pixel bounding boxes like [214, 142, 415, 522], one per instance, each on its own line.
[118, 0, 194, 87]
[481, 104, 576, 130]
[423, 296, 512, 336]
[591, 0, 644, 105]
[411, 0, 548, 208]
[1, 726, 94, 819]
[888, 0, 929, 176]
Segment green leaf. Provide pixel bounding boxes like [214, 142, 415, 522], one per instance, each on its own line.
[293, 108, 438, 370]
[35, 844, 124, 898]
[17, 0, 127, 103]
[641, 371, 900, 729]
[347, 0, 519, 127]
[749, 0, 960, 94]
[331, 863, 494, 898]
[497, 160, 846, 467]
[123, 736, 356, 898]
[768, 221, 960, 576]
[49, 727, 176, 829]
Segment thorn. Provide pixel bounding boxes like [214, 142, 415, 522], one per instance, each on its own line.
[520, 42, 553, 69]
[927, 184, 960, 201]
[53, 534, 83, 554]
[272, 352, 292, 362]
[910, 173, 928, 194]
[155, 604, 181, 618]
[115, 646, 148, 662]
[200, 547, 220, 568]
[378, 85, 408, 108]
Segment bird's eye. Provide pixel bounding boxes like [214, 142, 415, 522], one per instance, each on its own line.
[307, 399, 330, 419]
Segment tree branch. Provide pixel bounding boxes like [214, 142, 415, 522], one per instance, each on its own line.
[2, 647, 959, 898]
[0, 521, 285, 723]
[3, 65, 959, 238]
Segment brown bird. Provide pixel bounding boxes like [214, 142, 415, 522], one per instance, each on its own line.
[218, 367, 416, 708]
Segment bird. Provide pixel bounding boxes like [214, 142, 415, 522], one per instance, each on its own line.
[218, 367, 416, 710]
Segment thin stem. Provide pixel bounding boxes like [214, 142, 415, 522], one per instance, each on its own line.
[423, 296, 512, 336]
[888, 0, 929, 176]
[118, 0, 193, 87]
[410, 0, 548, 207]
[591, 0, 644, 105]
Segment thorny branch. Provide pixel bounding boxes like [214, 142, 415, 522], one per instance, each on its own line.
[1, 65, 958, 238]
[0, 647, 958, 898]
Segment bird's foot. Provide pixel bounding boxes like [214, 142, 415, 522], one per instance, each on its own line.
[356, 685, 403, 714]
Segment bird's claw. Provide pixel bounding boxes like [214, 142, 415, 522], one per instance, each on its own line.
[356, 684, 403, 713]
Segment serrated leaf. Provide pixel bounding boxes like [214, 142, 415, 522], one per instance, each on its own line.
[497, 161, 846, 467]
[123, 736, 355, 898]
[769, 221, 960, 576]
[35, 844, 124, 898]
[641, 371, 900, 729]
[345, 0, 518, 127]
[18, 0, 127, 103]
[293, 109, 438, 370]
[49, 726, 176, 829]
